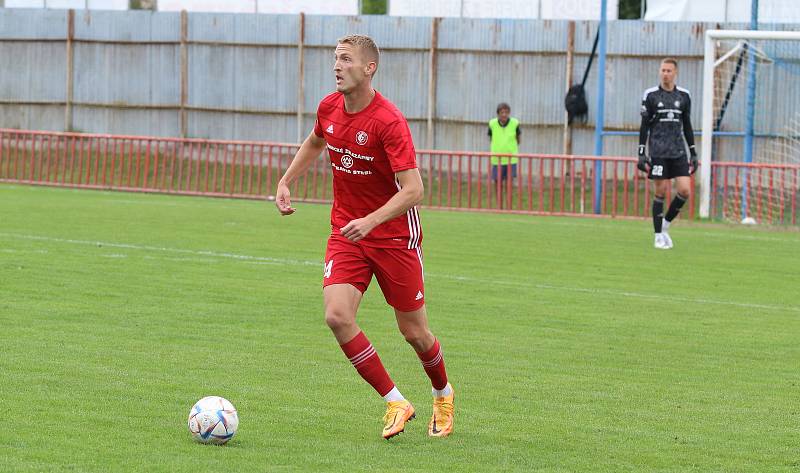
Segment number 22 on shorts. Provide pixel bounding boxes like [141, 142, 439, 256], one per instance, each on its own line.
[652, 165, 663, 177]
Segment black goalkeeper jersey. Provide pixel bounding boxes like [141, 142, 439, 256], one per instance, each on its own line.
[639, 85, 695, 160]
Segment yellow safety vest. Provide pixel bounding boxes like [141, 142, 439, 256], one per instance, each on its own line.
[489, 117, 519, 165]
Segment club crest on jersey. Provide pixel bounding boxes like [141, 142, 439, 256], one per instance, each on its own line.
[341, 156, 353, 168]
[356, 131, 368, 145]
[674, 100, 680, 107]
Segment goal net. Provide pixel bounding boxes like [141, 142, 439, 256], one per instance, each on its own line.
[700, 30, 800, 225]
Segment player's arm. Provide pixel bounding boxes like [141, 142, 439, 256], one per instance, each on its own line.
[637, 97, 653, 173]
[275, 131, 326, 215]
[340, 168, 423, 242]
[681, 95, 698, 174]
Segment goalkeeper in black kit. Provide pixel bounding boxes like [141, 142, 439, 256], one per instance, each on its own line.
[637, 57, 698, 250]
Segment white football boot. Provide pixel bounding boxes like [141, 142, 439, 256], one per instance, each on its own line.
[661, 218, 674, 249]
[661, 230, 673, 249]
[654, 233, 670, 250]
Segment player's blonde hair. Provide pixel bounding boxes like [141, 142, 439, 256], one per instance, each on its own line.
[338, 34, 380, 75]
[661, 57, 678, 68]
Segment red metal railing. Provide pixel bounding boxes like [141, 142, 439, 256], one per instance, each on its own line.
[1, 129, 798, 224]
[0, 129, 310, 201]
[711, 162, 800, 225]
[415, 149, 683, 218]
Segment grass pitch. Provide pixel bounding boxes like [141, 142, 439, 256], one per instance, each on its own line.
[1, 184, 798, 472]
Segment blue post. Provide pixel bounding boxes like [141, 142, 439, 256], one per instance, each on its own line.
[593, 0, 608, 214]
[742, 0, 758, 220]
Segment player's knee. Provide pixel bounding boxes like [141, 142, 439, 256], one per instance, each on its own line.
[324, 307, 354, 332]
[401, 327, 433, 352]
[677, 189, 691, 200]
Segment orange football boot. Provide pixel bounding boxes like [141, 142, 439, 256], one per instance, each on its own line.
[428, 384, 454, 438]
[382, 400, 415, 439]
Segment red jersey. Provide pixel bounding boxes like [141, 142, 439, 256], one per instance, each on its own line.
[313, 90, 422, 249]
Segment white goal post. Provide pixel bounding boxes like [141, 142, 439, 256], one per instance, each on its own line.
[700, 29, 800, 219]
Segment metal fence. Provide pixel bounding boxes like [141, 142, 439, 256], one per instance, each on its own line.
[2, 8, 798, 158]
[4, 128, 797, 224]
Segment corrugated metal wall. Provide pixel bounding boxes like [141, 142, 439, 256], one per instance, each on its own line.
[1, 9, 798, 158]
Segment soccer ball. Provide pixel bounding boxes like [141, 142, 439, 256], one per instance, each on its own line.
[741, 216, 757, 225]
[188, 396, 239, 445]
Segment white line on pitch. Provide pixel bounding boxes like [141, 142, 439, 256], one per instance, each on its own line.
[436, 274, 800, 313]
[498, 217, 800, 243]
[0, 232, 319, 267]
[695, 231, 799, 243]
[1, 231, 797, 314]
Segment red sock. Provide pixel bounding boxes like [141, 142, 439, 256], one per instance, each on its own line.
[339, 331, 395, 397]
[417, 338, 448, 390]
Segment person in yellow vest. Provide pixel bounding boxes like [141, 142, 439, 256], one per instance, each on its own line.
[488, 103, 520, 181]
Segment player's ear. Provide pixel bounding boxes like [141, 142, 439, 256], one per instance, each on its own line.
[365, 61, 377, 77]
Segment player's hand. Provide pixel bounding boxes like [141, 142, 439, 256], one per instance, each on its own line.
[340, 217, 378, 242]
[636, 145, 650, 173]
[275, 181, 296, 216]
[637, 154, 651, 173]
[689, 156, 699, 175]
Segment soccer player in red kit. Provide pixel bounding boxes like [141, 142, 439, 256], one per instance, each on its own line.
[274, 34, 454, 439]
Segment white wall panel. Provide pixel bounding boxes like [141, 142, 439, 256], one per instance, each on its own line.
[5, 0, 127, 9]
[157, 0, 357, 15]
[645, 0, 800, 23]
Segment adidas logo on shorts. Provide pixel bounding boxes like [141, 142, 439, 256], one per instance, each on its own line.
[415, 291, 423, 301]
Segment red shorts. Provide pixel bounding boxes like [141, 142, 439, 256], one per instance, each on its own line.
[323, 234, 425, 312]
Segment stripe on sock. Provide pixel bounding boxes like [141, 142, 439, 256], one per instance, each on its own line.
[421, 349, 442, 368]
[349, 345, 377, 367]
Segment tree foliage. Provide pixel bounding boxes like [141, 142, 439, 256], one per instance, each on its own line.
[361, 0, 388, 15]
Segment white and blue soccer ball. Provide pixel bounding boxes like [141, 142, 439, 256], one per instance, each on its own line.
[188, 396, 239, 445]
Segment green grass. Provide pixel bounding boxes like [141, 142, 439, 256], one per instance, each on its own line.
[1, 183, 799, 472]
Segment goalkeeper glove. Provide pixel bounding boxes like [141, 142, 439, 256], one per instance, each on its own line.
[636, 145, 650, 173]
[689, 146, 698, 175]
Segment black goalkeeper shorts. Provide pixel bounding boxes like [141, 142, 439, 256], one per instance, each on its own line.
[647, 157, 690, 180]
